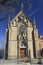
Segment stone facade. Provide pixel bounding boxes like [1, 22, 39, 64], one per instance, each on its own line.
[5, 10, 40, 59]
[39, 36, 43, 57]
[39, 36, 43, 49]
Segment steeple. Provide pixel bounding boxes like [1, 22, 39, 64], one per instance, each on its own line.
[34, 16, 36, 29]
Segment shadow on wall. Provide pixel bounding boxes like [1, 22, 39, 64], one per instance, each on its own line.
[40, 48, 43, 57]
[37, 48, 43, 58]
[37, 50, 42, 64]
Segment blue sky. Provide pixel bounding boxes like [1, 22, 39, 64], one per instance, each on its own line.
[0, 0, 43, 49]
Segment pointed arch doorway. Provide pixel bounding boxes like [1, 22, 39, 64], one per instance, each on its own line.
[20, 48, 27, 58]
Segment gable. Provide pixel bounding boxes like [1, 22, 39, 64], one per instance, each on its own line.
[10, 10, 33, 27]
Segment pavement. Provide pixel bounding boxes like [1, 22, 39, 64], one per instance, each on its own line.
[0, 59, 43, 65]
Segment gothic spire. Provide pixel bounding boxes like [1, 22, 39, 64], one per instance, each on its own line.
[34, 16, 36, 29]
[8, 13, 10, 28]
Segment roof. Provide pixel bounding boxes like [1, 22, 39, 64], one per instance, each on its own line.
[11, 10, 34, 25]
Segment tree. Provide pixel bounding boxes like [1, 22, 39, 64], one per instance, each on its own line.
[0, 49, 4, 59]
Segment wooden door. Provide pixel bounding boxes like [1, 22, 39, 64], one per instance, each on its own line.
[20, 48, 26, 58]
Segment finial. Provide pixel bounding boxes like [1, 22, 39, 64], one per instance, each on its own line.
[21, 3, 23, 11]
[34, 16, 36, 25]
[34, 16, 36, 28]
[8, 13, 10, 27]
